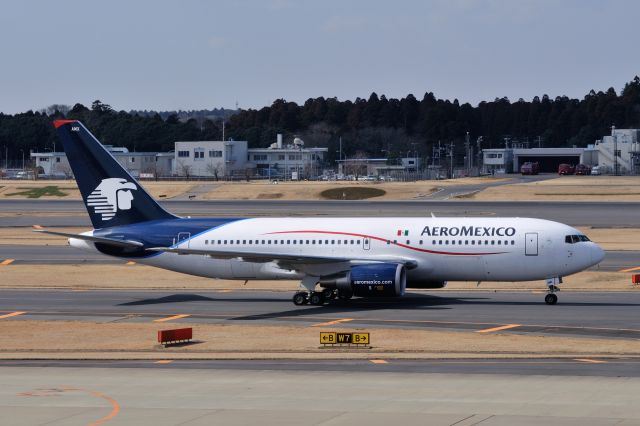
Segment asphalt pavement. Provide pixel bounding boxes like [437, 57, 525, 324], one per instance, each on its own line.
[1, 289, 639, 340]
[2, 199, 640, 227]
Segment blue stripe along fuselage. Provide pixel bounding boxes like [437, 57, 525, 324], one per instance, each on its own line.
[91, 217, 244, 258]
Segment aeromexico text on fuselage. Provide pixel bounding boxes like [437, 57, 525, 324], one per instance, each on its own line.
[420, 226, 516, 237]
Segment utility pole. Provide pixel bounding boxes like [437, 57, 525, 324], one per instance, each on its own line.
[448, 142, 455, 179]
[465, 131, 471, 173]
[613, 125, 618, 176]
[476, 136, 483, 173]
[222, 121, 225, 141]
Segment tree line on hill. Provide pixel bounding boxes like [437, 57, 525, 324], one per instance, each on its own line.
[0, 77, 639, 166]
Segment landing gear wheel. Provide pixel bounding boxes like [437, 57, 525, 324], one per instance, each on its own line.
[545, 293, 558, 305]
[322, 288, 335, 300]
[337, 290, 353, 300]
[309, 292, 325, 306]
[292, 292, 308, 306]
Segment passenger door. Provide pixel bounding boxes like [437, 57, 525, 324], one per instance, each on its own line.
[525, 232, 538, 256]
[176, 232, 191, 248]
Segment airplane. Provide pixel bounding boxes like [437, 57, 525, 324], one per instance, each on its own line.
[37, 120, 605, 306]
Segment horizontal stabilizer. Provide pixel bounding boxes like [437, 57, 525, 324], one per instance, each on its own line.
[33, 227, 144, 248]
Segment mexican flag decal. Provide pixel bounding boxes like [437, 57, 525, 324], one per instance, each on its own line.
[397, 229, 409, 236]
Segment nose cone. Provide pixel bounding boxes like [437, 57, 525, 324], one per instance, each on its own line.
[591, 243, 605, 265]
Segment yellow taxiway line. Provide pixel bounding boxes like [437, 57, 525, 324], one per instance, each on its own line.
[153, 314, 191, 323]
[574, 358, 608, 363]
[0, 311, 26, 320]
[311, 318, 353, 327]
[0, 259, 15, 266]
[477, 324, 521, 333]
[619, 266, 640, 273]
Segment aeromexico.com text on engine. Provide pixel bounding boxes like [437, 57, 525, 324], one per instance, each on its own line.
[420, 226, 517, 237]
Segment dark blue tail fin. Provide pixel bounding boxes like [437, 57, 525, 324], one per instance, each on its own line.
[54, 120, 176, 229]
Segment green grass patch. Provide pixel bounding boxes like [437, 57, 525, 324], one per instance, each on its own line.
[320, 186, 386, 200]
[5, 186, 69, 198]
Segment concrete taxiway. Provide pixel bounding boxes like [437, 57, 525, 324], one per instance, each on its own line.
[1, 289, 639, 340]
[1, 360, 639, 425]
[2, 199, 640, 227]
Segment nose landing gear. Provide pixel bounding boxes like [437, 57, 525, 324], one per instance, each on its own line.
[544, 277, 561, 305]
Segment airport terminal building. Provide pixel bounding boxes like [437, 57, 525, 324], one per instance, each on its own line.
[32, 135, 328, 179]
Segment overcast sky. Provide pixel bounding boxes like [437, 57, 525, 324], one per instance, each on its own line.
[1, 0, 639, 114]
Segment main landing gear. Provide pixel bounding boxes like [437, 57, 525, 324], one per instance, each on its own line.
[544, 277, 561, 305]
[292, 289, 340, 306]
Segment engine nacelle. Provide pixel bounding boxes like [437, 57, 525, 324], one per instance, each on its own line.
[406, 280, 447, 289]
[320, 263, 407, 297]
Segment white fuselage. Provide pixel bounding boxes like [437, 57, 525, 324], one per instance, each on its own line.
[72, 217, 604, 283]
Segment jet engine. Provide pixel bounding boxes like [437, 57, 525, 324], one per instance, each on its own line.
[320, 263, 406, 297]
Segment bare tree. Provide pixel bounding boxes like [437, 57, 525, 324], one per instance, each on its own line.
[58, 164, 73, 179]
[177, 160, 192, 179]
[205, 161, 222, 181]
[345, 151, 369, 180]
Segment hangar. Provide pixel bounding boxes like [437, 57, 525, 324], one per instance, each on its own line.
[483, 147, 595, 174]
[512, 148, 588, 173]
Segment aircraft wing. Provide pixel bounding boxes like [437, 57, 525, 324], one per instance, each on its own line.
[146, 246, 418, 269]
[33, 228, 144, 249]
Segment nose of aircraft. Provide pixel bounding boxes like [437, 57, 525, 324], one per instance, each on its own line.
[591, 243, 605, 265]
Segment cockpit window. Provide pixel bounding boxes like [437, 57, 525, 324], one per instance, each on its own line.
[565, 234, 590, 244]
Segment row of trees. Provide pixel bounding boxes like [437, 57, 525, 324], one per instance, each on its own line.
[1, 78, 639, 166]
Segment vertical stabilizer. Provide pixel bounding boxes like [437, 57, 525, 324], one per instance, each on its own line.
[54, 120, 175, 228]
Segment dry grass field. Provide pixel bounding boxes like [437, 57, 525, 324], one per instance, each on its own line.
[0, 320, 638, 360]
[3, 175, 640, 201]
[472, 175, 640, 201]
[0, 180, 194, 200]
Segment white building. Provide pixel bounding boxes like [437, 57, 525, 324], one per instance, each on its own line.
[173, 140, 248, 178]
[594, 128, 640, 174]
[482, 149, 513, 174]
[31, 146, 173, 178]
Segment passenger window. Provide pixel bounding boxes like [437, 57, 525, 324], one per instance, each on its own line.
[387, 240, 390, 245]
[205, 240, 208, 245]
[451, 240, 455, 245]
[432, 240, 436, 245]
[406, 240, 410, 245]
[218, 240, 221, 244]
